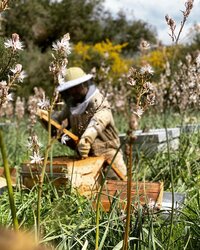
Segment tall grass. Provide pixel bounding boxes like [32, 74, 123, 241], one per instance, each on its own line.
[114, 109, 200, 134]
[0, 113, 200, 249]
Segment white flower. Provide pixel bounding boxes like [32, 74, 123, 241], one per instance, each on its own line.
[37, 93, 50, 110]
[4, 33, 24, 51]
[148, 198, 155, 209]
[17, 71, 27, 82]
[104, 52, 109, 58]
[140, 64, 154, 75]
[58, 74, 65, 85]
[196, 54, 200, 66]
[27, 140, 33, 149]
[127, 78, 136, 86]
[49, 62, 56, 73]
[189, 94, 197, 103]
[143, 82, 155, 91]
[6, 93, 13, 102]
[52, 33, 71, 56]
[139, 39, 150, 51]
[61, 134, 70, 144]
[133, 106, 144, 118]
[0, 81, 7, 86]
[10, 64, 23, 74]
[188, 81, 195, 88]
[147, 94, 156, 105]
[59, 65, 67, 76]
[37, 99, 50, 109]
[27, 135, 43, 149]
[10, 64, 27, 82]
[30, 152, 44, 164]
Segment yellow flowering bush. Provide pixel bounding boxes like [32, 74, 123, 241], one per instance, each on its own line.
[139, 45, 184, 76]
[72, 40, 132, 79]
[139, 47, 170, 75]
[73, 42, 91, 61]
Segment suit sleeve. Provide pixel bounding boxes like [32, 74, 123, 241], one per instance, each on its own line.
[81, 96, 113, 143]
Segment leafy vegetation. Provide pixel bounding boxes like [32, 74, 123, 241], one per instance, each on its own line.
[1, 0, 200, 249]
[1, 0, 157, 96]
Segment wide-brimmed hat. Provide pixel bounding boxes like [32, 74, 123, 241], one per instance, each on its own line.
[57, 67, 93, 92]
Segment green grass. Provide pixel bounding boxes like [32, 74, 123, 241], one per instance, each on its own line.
[114, 109, 200, 133]
[0, 111, 200, 249]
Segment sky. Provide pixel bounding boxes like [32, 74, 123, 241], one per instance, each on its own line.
[103, 0, 200, 45]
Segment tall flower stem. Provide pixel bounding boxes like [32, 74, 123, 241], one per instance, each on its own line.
[36, 142, 52, 238]
[122, 131, 135, 250]
[36, 103, 56, 238]
[164, 116, 175, 250]
[0, 128, 19, 230]
[95, 145, 124, 250]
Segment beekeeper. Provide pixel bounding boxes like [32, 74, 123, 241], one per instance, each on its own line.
[52, 67, 127, 178]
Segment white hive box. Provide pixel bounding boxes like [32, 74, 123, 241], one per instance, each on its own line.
[119, 128, 180, 156]
[178, 124, 200, 134]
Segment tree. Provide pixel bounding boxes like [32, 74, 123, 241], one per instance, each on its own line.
[49, 0, 105, 44]
[102, 11, 157, 54]
[4, 0, 105, 50]
[4, 0, 52, 50]
[4, 0, 157, 54]
[2, 0, 159, 97]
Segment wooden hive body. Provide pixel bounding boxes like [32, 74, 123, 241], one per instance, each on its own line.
[20, 156, 105, 196]
[0, 167, 17, 194]
[20, 157, 164, 211]
[95, 180, 164, 212]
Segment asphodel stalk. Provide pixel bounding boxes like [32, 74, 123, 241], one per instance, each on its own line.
[36, 94, 58, 239]
[0, 128, 19, 230]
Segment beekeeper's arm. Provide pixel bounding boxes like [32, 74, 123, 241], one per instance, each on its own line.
[77, 106, 112, 158]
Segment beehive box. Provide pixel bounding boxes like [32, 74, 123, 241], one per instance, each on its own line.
[20, 156, 105, 196]
[0, 167, 17, 183]
[178, 124, 200, 134]
[119, 128, 180, 156]
[0, 167, 17, 194]
[95, 180, 164, 212]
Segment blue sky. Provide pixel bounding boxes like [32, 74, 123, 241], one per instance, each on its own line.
[103, 0, 200, 45]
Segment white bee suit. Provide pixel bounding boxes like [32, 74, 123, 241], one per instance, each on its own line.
[52, 85, 127, 177]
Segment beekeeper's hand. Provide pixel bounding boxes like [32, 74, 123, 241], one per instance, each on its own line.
[77, 138, 91, 158]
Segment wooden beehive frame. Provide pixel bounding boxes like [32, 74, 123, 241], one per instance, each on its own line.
[94, 180, 164, 212]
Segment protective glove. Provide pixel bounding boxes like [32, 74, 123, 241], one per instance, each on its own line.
[77, 138, 91, 158]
